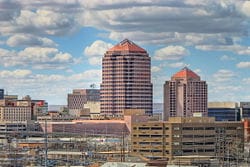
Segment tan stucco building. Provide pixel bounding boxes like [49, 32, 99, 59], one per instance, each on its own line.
[132, 117, 244, 164]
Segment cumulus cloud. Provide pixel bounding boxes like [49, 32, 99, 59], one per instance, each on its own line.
[70, 69, 102, 82]
[212, 69, 236, 82]
[109, 31, 237, 46]
[0, 0, 248, 47]
[237, 62, 250, 68]
[243, 78, 250, 84]
[0, 69, 32, 78]
[20, 0, 83, 13]
[7, 34, 57, 47]
[0, 69, 101, 104]
[168, 62, 187, 68]
[151, 66, 161, 73]
[0, 47, 77, 69]
[0, 0, 21, 21]
[0, 8, 80, 36]
[81, 1, 247, 45]
[16, 10, 79, 35]
[194, 69, 202, 75]
[84, 40, 113, 65]
[196, 45, 250, 55]
[220, 55, 236, 61]
[83, 1, 243, 33]
[0, 0, 249, 50]
[241, 1, 250, 17]
[154, 46, 189, 60]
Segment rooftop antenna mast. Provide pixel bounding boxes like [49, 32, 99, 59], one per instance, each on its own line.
[90, 84, 96, 89]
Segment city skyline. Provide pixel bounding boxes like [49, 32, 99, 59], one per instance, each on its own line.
[0, 1, 250, 104]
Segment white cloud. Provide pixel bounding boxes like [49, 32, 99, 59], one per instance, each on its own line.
[0, 8, 80, 36]
[109, 31, 236, 46]
[53, 53, 72, 62]
[241, 1, 250, 17]
[212, 69, 236, 82]
[194, 68, 201, 74]
[243, 78, 250, 84]
[220, 55, 236, 61]
[0, 69, 101, 104]
[0, 69, 32, 78]
[0, 47, 77, 69]
[16, 10, 78, 35]
[70, 69, 101, 81]
[208, 84, 242, 101]
[151, 66, 161, 73]
[167, 62, 187, 68]
[0, 0, 248, 50]
[84, 40, 113, 65]
[196, 45, 250, 55]
[20, 0, 83, 13]
[6, 34, 57, 47]
[0, 0, 21, 21]
[154, 46, 189, 60]
[236, 62, 250, 68]
[81, 1, 247, 44]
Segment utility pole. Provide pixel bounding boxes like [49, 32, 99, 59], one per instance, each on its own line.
[44, 119, 48, 167]
[120, 128, 125, 162]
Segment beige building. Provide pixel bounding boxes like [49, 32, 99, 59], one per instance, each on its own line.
[132, 117, 244, 164]
[101, 39, 153, 117]
[84, 101, 100, 118]
[208, 102, 239, 121]
[164, 67, 207, 121]
[0, 99, 31, 140]
[67, 89, 100, 116]
[0, 99, 31, 122]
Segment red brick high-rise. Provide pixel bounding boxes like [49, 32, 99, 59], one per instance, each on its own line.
[100, 39, 152, 117]
[163, 67, 207, 120]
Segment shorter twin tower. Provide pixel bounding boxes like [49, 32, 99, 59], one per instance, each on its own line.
[164, 67, 208, 120]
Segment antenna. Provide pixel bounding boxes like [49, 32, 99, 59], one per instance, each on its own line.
[90, 84, 96, 89]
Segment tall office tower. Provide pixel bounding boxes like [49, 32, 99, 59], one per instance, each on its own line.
[0, 89, 4, 99]
[163, 67, 207, 120]
[101, 39, 153, 117]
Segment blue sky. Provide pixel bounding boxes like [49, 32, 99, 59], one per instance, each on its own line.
[0, 0, 250, 104]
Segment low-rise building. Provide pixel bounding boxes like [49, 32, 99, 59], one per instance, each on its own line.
[84, 101, 100, 119]
[132, 117, 244, 165]
[67, 89, 100, 117]
[0, 99, 31, 122]
[240, 102, 250, 119]
[208, 102, 250, 121]
[39, 120, 130, 137]
[208, 102, 239, 121]
[0, 121, 28, 139]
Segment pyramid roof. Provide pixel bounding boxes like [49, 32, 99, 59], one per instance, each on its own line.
[108, 39, 146, 53]
[172, 67, 200, 80]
